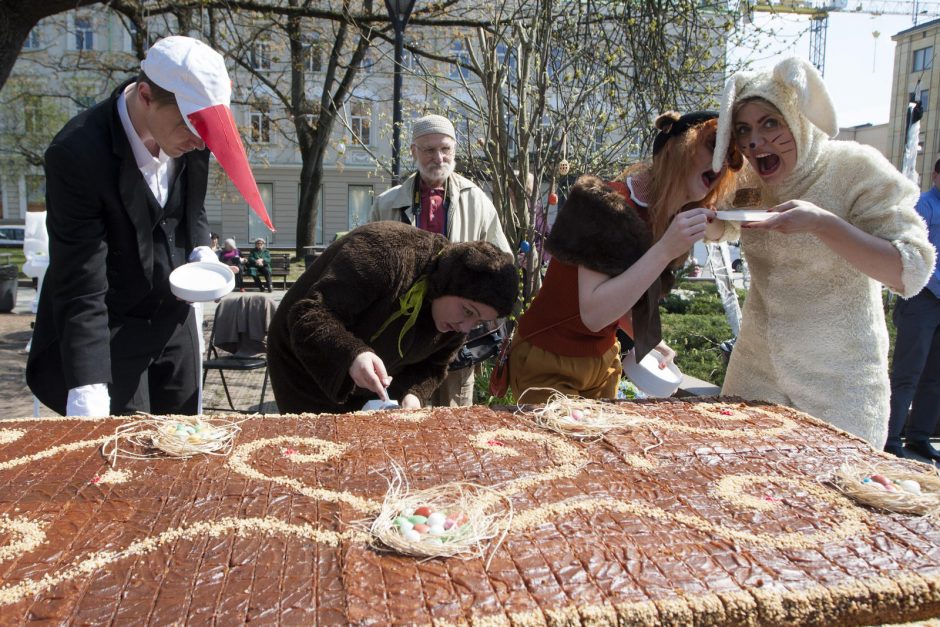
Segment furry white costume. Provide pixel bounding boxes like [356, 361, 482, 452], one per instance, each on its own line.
[711, 57, 936, 448]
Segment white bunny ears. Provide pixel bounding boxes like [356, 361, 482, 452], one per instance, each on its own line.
[712, 57, 838, 173]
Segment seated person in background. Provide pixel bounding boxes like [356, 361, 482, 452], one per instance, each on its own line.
[219, 238, 244, 290]
[248, 237, 273, 292]
[267, 221, 517, 414]
[210, 232, 221, 257]
[508, 111, 740, 404]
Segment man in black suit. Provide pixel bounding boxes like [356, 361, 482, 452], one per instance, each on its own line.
[27, 36, 273, 417]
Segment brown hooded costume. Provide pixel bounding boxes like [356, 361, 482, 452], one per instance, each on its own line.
[267, 221, 516, 414]
[515, 174, 669, 361]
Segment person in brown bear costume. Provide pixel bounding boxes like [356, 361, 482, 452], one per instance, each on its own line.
[267, 221, 517, 413]
[509, 111, 741, 403]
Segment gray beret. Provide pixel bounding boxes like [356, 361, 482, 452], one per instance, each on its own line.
[412, 114, 456, 142]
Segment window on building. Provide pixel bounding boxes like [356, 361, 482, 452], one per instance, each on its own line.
[347, 185, 373, 229]
[75, 94, 96, 113]
[249, 183, 274, 243]
[26, 175, 46, 212]
[304, 36, 322, 72]
[921, 89, 930, 113]
[359, 51, 375, 73]
[250, 42, 272, 70]
[0, 177, 5, 219]
[913, 46, 933, 72]
[74, 16, 94, 51]
[123, 19, 140, 52]
[23, 28, 39, 50]
[249, 109, 271, 143]
[401, 47, 417, 71]
[350, 101, 371, 145]
[450, 40, 471, 80]
[23, 97, 42, 134]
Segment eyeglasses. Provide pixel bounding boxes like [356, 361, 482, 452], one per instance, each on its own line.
[415, 144, 455, 158]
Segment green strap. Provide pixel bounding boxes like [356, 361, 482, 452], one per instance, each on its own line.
[371, 276, 429, 357]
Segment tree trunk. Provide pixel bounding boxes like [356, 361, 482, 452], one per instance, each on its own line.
[0, 0, 103, 91]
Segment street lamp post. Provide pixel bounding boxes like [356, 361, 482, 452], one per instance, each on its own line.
[385, 0, 417, 186]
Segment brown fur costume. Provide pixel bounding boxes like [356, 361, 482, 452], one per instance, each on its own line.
[267, 222, 516, 413]
[545, 174, 669, 359]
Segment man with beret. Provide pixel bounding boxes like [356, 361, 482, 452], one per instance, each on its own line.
[27, 36, 273, 417]
[371, 113, 511, 406]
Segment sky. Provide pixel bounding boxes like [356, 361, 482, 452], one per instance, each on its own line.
[729, 10, 923, 127]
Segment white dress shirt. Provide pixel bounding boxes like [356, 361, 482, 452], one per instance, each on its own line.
[117, 84, 175, 207]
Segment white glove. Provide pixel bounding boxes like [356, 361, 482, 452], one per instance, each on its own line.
[66, 383, 110, 417]
[188, 246, 222, 263]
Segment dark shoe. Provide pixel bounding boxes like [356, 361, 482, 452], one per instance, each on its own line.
[266, 287, 272, 293]
[884, 444, 907, 458]
[905, 440, 940, 461]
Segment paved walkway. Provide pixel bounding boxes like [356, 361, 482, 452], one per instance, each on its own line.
[0, 285, 282, 420]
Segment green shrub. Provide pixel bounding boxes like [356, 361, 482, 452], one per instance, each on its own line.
[661, 312, 733, 386]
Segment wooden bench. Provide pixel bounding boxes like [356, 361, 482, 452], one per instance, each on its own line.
[239, 251, 291, 290]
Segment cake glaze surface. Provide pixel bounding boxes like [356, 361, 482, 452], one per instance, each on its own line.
[0, 400, 939, 625]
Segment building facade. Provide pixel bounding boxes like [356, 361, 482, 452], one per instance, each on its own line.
[889, 17, 940, 189]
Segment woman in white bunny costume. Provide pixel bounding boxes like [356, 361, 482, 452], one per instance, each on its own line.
[711, 57, 936, 448]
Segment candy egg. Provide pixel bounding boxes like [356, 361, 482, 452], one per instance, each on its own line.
[899, 479, 922, 495]
[870, 474, 893, 488]
[413, 523, 430, 533]
[402, 529, 422, 542]
[571, 409, 584, 421]
[429, 525, 446, 536]
[407, 515, 428, 525]
[426, 537, 444, 545]
[394, 516, 412, 528]
[427, 512, 446, 527]
[443, 518, 455, 530]
[414, 506, 433, 518]
[450, 512, 468, 526]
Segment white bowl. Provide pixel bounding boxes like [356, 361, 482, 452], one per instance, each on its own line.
[169, 262, 235, 302]
[621, 350, 682, 397]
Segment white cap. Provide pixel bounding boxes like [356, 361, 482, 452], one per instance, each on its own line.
[141, 36, 230, 136]
[140, 36, 274, 232]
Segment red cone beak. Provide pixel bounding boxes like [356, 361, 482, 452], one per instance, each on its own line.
[188, 104, 275, 231]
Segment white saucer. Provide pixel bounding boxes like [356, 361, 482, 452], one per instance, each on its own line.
[621, 350, 683, 397]
[169, 262, 235, 302]
[715, 210, 774, 222]
[362, 399, 400, 411]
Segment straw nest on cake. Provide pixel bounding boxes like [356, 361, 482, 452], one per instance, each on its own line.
[101, 415, 241, 465]
[516, 388, 643, 440]
[368, 464, 512, 563]
[830, 461, 940, 517]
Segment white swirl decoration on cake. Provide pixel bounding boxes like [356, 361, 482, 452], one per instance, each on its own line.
[0, 429, 26, 445]
[0, 516, 45, 563]
[227, 435, 379, 512]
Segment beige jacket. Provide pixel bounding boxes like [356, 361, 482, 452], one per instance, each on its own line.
[371, 171, 511, 253]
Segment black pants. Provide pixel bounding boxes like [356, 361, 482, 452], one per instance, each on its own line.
[109, 304, 200, 415]
[251, 266, 272, 291]
[887, 289, 940, 447]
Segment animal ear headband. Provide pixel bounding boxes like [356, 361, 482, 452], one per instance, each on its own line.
[712, 56, 838, 173]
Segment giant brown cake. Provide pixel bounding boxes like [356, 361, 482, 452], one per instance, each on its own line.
[1, 399, 940, 625]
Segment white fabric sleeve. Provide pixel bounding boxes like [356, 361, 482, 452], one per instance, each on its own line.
[66, 383, 110, 417]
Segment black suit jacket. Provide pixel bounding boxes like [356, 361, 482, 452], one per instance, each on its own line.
[26, 84, 211, 414]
